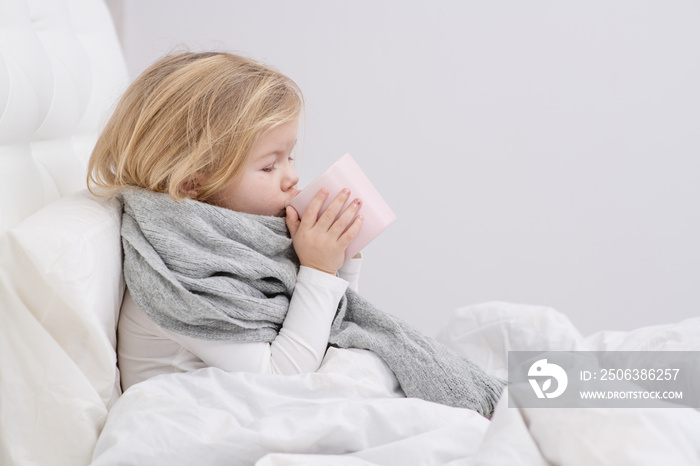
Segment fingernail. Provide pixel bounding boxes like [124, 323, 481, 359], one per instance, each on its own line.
[321, 188, 329, 195]
[353, 198, 362, 206]
[342, 188, 350, 195]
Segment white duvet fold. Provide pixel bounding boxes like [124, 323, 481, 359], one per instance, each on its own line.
[93, 302, 700, 465]
[92, 348, 490, 465]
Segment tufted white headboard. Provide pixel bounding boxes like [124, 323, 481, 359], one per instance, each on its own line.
[0, 1, 128, 464]
[0, 0, 128, 234]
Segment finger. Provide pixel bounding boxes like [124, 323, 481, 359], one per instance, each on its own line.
[338, 214, 364, 247]
[317, 188, 351, 231]
[329, 197, 362, 238]
[301, 188, 330, 228]
[285, 206, 300, 236]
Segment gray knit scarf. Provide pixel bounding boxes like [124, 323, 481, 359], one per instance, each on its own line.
[120, 187, 504, 417]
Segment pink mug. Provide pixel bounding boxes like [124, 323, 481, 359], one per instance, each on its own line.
[288, 153, 396, 262]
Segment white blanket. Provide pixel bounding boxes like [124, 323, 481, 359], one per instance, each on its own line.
[92, 302, 700, 465]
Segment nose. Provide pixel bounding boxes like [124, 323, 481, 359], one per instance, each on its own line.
[283, 162, 299, 191]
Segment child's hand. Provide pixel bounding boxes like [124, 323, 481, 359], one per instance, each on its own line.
[285, 188, 364, 275]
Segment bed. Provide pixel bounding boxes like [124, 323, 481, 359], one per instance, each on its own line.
[1, 1, 699, 465]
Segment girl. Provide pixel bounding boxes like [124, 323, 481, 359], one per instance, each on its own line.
[88, 51, 504, 418]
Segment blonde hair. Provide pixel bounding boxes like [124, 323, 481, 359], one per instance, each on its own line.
[88, 51, 303, 200]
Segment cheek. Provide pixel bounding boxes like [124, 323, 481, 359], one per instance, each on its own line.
[248, 175, 277, 201]
[238, 174, 264, 192]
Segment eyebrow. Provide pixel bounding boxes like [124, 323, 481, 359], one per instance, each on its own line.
[253, 139, 297, 163]
[275, 138, 297, 155]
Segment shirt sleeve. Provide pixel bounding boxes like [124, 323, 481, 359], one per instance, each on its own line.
[338, 256, 362, 292]
[167, 266, 348, 375]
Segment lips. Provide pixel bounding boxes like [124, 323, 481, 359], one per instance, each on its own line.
[282, 190, 301, 214]
[286, 189, 301, 204]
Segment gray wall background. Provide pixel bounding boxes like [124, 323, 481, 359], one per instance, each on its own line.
[106, 0, 699, 337]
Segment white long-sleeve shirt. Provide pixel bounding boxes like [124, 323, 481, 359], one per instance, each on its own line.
[118, 259, 362, 391]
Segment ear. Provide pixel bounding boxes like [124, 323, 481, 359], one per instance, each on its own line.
[178, 175, 202, 199]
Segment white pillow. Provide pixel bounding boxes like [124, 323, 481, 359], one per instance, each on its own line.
[0, 190, 123, 464]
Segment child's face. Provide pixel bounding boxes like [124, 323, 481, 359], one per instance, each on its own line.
[206, 119, 300, 216]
